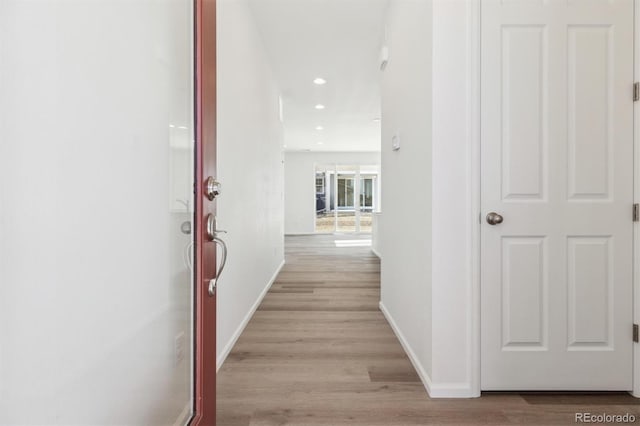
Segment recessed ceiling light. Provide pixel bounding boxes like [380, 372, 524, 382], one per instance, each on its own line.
[317, 141, 324, 145]
[315, 104, 325, 110]
[313, 78, 327, 85]
[315, 126, 324, 131]
[373, 118, 381, 122]
[169, 124, 175, 128]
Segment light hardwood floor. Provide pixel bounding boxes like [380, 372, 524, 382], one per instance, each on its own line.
[217, 235, 640, 425]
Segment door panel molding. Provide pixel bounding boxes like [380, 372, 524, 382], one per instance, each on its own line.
[475, 0, 635, 393]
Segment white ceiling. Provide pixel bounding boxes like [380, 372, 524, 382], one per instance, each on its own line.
[248, 0, 388, 152]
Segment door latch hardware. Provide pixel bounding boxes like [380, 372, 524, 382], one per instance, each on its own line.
[634, 83, 639, 101]
[208, 237, 228, 297]
[634, 204, 639, 222]
[204, 176, 221, 201]
[486, 212, 504, 225]
[633, 324, 638, 343]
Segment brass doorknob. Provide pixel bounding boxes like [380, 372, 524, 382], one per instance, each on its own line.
[486, 212, 504, 225]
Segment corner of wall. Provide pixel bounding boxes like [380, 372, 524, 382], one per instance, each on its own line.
[429, 0, 479, 397]
[379, 301, 433, 395]
[379, 0, 435, 394]
[379, 0, 480, 398]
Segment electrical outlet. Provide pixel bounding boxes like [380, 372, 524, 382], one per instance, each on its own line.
[174, 332, 185, 366]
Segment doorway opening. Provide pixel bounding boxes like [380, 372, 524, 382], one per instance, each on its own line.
[314, 164, 380, 234]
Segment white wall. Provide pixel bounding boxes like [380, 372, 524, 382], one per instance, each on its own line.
[379, 0, 434, 388]
[284, 151, 381, 234]
[0, 0, 195, 424]
[216, 0, 285, 368]
[379, 0, 482, 398]
[431, 0, 479, 396]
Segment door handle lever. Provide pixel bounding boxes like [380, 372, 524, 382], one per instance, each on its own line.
[208, 236, 227, 297]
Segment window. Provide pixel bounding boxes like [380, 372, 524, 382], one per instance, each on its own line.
[315, 164, 379, 234]
[337, 177, 355, 209]
[360, 177, 374, 210]
[315, 175, 325, 194]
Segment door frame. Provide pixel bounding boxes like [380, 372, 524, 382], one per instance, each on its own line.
[468, 0, 639, 396]
[632, 0, 640, 398]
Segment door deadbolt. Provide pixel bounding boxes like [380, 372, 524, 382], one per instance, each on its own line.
[205, 176, 221, 201]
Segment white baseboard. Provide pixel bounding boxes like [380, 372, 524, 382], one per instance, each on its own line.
[379, 301, 474, 398]
[285, 232, 317, 236]
[371, 248, 381, 258]
[216, 259, 285, 371]
[172, 402, 192, 426]
[379, 301, 434, 396]
[429, 382, 475, 398]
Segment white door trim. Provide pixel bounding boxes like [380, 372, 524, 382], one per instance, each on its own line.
[469, 0, 638, 396]
[468, 0, 482, 398]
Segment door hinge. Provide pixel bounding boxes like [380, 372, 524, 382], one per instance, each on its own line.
[634, 83, 639, 101]
[634, 204, 639, 222]
[633, 324, 639, 343]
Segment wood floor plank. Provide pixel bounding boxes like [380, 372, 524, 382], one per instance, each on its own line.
[217, 234, 640, 425]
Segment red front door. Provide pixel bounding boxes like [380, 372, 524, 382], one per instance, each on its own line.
[193, 0, 217, 424]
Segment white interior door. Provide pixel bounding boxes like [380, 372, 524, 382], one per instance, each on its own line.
[481, 0, 634, 390]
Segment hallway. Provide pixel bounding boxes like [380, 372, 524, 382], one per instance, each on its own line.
[216, 235, 640, 425]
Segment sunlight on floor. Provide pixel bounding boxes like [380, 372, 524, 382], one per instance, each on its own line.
[334, 239, 372, 248]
